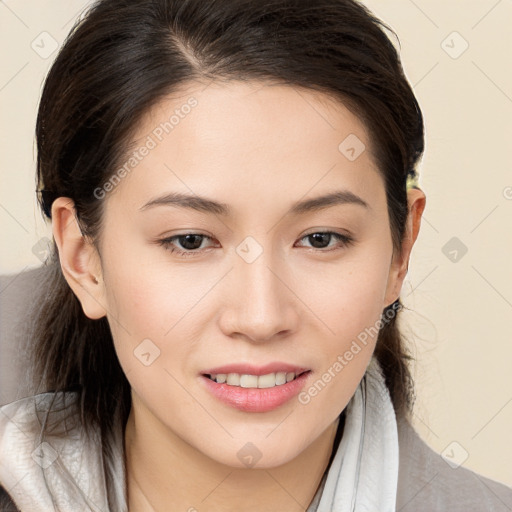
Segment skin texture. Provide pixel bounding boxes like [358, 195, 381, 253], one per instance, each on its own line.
[52, 80, 426, 511]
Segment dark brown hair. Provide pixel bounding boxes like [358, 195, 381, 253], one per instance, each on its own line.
[29, 0, 423, 504]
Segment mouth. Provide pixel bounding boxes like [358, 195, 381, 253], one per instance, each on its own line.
[203, 369, 310, 388]
[199, 365, 312, 413]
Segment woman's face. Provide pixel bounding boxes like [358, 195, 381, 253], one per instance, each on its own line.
[91, 80, 405, 468]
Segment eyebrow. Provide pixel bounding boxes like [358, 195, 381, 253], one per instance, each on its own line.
[139, 189, 370, 216]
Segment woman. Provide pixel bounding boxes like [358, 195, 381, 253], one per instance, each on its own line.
[0, 0, 510, 510]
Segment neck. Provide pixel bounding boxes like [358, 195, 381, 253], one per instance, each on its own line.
[124, 396, 342, 512]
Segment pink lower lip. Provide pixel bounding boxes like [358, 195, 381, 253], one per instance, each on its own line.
[199, 371, 311, 413]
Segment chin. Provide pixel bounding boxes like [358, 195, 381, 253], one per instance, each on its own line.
[201, 435, 305, 470]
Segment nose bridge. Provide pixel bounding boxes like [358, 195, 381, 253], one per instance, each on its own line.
[222, 236, 297, 341]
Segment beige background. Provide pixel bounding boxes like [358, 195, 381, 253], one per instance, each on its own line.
[1, 0, 511, 488]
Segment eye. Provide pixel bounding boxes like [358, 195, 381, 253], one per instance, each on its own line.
[157, 230, 354, 257]
[158, 233, 216, 257]
[295, 230, 354, 252]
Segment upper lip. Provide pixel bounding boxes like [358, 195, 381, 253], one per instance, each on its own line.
[201, 362, 310, 376]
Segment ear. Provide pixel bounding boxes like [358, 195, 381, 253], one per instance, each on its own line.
[51, 197, 107, 320]
[383, 188, 426, 308]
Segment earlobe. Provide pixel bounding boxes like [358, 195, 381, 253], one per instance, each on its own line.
[383, 188, 426, 308]
[51, 197, 107, 320]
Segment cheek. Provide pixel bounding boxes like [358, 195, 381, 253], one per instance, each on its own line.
[100, 242, 220, 395]
[101, 263, 200, 417]
[302, 248, 391, 342]
[101, 233, 201, 337]
[296, 246, 391, 405]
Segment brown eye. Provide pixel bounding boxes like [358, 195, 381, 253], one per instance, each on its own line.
[296, 231, 354, 251]
[158, 233, 215, 257]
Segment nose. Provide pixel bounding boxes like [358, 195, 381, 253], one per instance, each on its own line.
[218, 246, 300, 343]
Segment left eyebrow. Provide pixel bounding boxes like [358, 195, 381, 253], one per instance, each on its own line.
[139, 189, 370, 216]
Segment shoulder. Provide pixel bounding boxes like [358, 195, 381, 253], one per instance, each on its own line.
[0, 391, 111, 512]
[0, 393, 68, 511]
[0, 391, 81, 443]
[396, 415, 512, 511]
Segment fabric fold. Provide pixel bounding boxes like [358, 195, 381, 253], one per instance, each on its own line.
[0, 391, 110, 512]
[308, 355, 399, 512]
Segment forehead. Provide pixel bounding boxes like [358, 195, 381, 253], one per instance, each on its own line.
[136, 79, 373, 152]
[109, 80, 385, 216]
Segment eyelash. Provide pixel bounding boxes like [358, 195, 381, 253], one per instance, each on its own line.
[157, 230, 354, 258]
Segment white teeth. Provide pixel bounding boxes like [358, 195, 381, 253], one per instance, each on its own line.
[226, 373, 240, 386]
[258, 373, 276, 388]
[240, 374, 258, 388]
[275, 372, 287, 385]
[209, 371, 299, 388]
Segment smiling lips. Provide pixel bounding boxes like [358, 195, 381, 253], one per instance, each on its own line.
[200, 363, 311, 412]
[206, 371, 303, 388]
